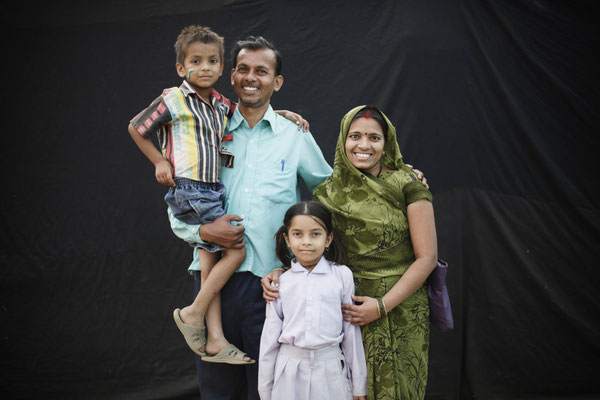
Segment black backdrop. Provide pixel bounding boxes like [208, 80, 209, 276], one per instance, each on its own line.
[1, 0, 599, 399]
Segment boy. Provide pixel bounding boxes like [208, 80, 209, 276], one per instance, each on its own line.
[128, 26, 305, 364]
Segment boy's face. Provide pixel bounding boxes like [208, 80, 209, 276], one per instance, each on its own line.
[176, 41, 224, 96]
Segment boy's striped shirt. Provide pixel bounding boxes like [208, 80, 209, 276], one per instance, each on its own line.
[130, 80, 235, 182]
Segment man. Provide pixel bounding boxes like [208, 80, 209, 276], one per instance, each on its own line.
[168, 36, 332, 400]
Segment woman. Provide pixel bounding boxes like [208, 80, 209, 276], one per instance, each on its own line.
[263, 105, 437, 399]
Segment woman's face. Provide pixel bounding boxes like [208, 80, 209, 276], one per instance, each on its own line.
[345, 117, 386, 176]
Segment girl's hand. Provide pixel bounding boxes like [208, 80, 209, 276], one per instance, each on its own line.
[260, 269, 284, 302]
[342, 295, 380, 326]
[155, 159, 175, 187]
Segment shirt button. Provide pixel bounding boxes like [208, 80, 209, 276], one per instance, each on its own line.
[250, 139, 255, 144]
[248, 164, 253, 168]
[244, 188, 249, 193]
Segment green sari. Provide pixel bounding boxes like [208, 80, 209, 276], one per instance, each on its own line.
[313, 105, 432, 400]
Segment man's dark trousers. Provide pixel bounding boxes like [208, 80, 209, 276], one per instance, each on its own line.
[193, 271, 265, 400]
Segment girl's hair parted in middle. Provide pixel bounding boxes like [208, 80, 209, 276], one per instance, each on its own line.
[274, 201, 347, 268]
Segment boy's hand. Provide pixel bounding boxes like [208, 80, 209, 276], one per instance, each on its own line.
[155, 159, 175, 187]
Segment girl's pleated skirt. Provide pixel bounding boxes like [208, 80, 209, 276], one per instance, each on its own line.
[271, 343, 353, 400]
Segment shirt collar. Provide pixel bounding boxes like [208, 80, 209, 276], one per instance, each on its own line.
[228, 104, 278, 132]
[289, 256, 331, 274]
[179, 80, 219, 106]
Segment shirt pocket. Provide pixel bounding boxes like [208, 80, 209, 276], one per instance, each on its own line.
[319, 295, 343, 339]
[260, 159, 297, 204]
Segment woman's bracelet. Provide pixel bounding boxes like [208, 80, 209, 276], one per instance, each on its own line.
[377, 297, 388, 317]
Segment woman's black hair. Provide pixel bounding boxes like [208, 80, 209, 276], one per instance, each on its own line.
[350, 106, 388, 137]
[274, 201, 347, 268]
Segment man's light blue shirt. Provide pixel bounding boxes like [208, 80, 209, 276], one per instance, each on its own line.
[167, 105, 332, 278]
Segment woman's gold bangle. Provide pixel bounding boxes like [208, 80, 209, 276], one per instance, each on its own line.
[377, 297, 387, 317]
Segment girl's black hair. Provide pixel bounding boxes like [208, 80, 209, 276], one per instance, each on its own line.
[274, 201, 347, 268]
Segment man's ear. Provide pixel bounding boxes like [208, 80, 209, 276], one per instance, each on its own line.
[273, 75, 284, 92]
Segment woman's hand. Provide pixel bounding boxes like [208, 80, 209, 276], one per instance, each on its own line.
[260, 269, 284, 302]
[342, 295, 381, 326]
[276, 110, 310, 131]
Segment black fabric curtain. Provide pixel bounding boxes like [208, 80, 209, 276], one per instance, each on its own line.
[1, 0, 598, 398]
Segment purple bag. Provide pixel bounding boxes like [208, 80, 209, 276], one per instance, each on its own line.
[427, 259, 454, 332]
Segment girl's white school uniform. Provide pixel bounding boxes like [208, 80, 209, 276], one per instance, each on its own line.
[258, 257, 367, 400]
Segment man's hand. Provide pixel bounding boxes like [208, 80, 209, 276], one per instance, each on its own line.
[405, 164, 429, 189]
[260, 269, 284, 302]
[199, 214, 245, 249]
[155, 159, 175, 187]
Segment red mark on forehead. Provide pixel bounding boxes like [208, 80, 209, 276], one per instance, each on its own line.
[364, 110, 371, 119]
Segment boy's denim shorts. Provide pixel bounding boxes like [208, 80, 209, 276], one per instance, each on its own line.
[165, 177, 226, 253]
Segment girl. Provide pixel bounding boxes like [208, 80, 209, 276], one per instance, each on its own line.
[258, 201, 367, 400]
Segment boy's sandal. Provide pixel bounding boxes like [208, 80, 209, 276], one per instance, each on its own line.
[173, 308, 206, 356]
[201, 344, 256, 365]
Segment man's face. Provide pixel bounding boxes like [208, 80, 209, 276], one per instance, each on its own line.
[231, 48, 283, 109]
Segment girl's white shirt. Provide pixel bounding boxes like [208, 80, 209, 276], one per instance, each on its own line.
[258, 257, 367, 399]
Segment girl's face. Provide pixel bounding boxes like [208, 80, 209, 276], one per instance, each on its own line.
[284, 215, 333, 270]
[345, 117, 386, 176]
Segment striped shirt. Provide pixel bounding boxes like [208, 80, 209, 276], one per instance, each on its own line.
[130, 80, 235, 182]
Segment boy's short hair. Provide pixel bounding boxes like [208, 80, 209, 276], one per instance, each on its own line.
[174, 25, 224, 65]
[231, 36, 283, 76]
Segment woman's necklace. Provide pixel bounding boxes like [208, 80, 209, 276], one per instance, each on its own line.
[376, 164, 383, 178]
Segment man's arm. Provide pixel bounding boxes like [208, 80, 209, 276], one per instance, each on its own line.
[199, 215, 246, 249]
[167, 209, 246, 249]
[405, 164, 429, 189]
[297, 130, 333, 192]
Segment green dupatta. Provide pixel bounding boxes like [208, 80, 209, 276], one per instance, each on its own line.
[313, 105, 432, 279]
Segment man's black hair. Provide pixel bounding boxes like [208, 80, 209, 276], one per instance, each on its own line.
[231, 36, 283, 75]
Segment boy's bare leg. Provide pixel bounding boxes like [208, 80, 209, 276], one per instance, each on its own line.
[180, 247, 248, 359]
[179, 249, 220, 327]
